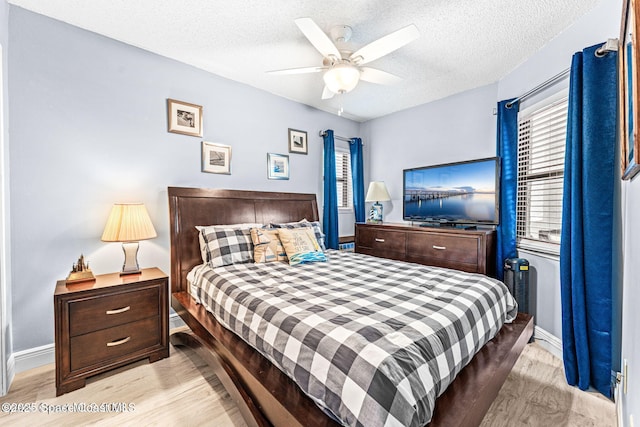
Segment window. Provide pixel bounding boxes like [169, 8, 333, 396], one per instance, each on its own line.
[516, 93, 568, 255]
[335, 149, 352, 209]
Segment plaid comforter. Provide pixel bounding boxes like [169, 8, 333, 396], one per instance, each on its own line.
[188, 250, 517, 427]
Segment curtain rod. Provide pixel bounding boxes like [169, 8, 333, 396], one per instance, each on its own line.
[505, 38, 618, 109]
[319, 130, 353, 143]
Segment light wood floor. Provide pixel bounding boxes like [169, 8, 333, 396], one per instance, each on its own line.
[0, 337, 615, 426]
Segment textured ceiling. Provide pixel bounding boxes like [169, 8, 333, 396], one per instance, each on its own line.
[9, 0, 599, 121]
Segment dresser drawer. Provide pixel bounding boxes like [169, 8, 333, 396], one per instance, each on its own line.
[357, 227, 406, 255]
[406, 233, 479, 264]
[69, 286, 160, 337]
[69, 316, 160, 371]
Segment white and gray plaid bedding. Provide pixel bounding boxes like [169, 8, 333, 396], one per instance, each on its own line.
[187, 250, 517, 427]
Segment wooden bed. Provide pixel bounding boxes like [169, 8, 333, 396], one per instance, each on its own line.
[167, 186, 534, 427]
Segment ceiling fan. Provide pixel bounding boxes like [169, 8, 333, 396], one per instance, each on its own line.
[268, 18, 420, 100]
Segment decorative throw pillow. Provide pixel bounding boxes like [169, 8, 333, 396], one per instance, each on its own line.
[277, 227, 327, 266]
[270, 219, 326, 251]
[197, 223, 260, 267]
[250, 228, 288, 263]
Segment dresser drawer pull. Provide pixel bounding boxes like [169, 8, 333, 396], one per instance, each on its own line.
[106, 306, 131, 315]
[375, 238, 385, 243]
[106, 336, 131, 347]
[433, 245, 447, 250]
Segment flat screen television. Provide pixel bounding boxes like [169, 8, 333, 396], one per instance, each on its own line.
[403, 157, 500, 226]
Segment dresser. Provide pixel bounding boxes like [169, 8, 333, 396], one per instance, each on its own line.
[355, 222, 496, 276]
[54, 267, 169, 396]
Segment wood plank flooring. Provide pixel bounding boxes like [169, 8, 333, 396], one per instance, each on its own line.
[0, 337, 615, 426]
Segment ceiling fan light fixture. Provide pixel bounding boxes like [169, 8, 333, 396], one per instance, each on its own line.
[323, 63, 360, 94]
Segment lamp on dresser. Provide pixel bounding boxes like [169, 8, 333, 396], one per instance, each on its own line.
[101, 202, 157, 275]
[365, 181, 391, 223]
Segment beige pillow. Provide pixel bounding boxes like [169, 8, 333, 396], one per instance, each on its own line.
[250, 228, 287, 263]
[277, 227, 326, 265]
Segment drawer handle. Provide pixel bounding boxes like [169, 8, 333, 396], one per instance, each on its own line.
[375, 238, 385, 243]
[433, 245, 447, 250]
[106, 336, 131, 347]
[106, 306, 131, 315]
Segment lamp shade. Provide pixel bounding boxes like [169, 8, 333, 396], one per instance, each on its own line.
[323, 63, 361, 94]
[101, 203, 157, 242]
[365, 182, 391, 202]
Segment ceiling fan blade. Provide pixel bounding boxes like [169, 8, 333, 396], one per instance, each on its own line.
[350, 24, 419, 65]
[266, 66, 325, 75]
[359, 67, 402, 85]
[295, 17, 341, 59]
[321, 86, 335, 100]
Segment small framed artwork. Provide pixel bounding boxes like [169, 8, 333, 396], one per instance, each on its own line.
[167, 98, 203, 137]
[288, 128, 308, 154]
[267, 153, 289, 180]
[202, 141, 231, 174]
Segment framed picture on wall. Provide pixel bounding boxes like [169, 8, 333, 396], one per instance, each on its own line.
[267, 153, 289, 180]
[620, 0, 640, 180]
[288, 128, 308, 154]
[167, 98, 203, 137]
[202, 142, 231, 174]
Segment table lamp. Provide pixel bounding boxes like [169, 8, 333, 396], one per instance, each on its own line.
[101, 203, 157, 275]
[365, 181, 391, 223]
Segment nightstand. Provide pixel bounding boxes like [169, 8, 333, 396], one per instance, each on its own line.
[54, 267, 169, 396]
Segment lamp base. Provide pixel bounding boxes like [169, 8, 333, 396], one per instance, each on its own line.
[367, 202, 384, 223]
[120, 242, 141, 275]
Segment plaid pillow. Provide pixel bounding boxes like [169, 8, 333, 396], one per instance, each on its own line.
[197, 223, 260, 267]
[269, 219, 326, 251]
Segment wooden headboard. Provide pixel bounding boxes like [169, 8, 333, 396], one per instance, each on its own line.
[167, 187, 320, 293]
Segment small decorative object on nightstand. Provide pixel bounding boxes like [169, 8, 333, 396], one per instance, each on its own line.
[101, 203, 157, 275]
[54, 267, 169, 396]
[366, 181, 391, 223]
[66, 254, 95, 284]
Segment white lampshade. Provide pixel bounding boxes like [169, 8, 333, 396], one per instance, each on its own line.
[101, 203, 157, 242]
[365, 182, 391, 202]
[101, 203, 157, 275]
[323, 63, 361, 94]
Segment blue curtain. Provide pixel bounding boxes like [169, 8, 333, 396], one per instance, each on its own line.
[323, 130, 339, 249]
[495, 98, 519, 280]
[350, 138, 365, 223]
[560, 44, 617, 397]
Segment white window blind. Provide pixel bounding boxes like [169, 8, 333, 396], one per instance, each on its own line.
[516, 95, 568, 254]
[336, 150, 352, 209]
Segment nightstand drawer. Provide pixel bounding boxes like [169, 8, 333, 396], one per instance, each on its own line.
[69, 286, 159, 337]
[69, 316, 160, 371]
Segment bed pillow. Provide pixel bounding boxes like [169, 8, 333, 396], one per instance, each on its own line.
[270, 219, 326, 251]
[197, 223, 261, 267]
[250, 228, 288, 263]
[277, 227, 327, 266]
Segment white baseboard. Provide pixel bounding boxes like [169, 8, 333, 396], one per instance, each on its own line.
[12, 313, 187, 375]
[533, 325, 563, 360]
[14, 343, 54, 373]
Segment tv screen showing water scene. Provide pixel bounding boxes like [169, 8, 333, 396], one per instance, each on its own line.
[403, 157, 500, 225]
